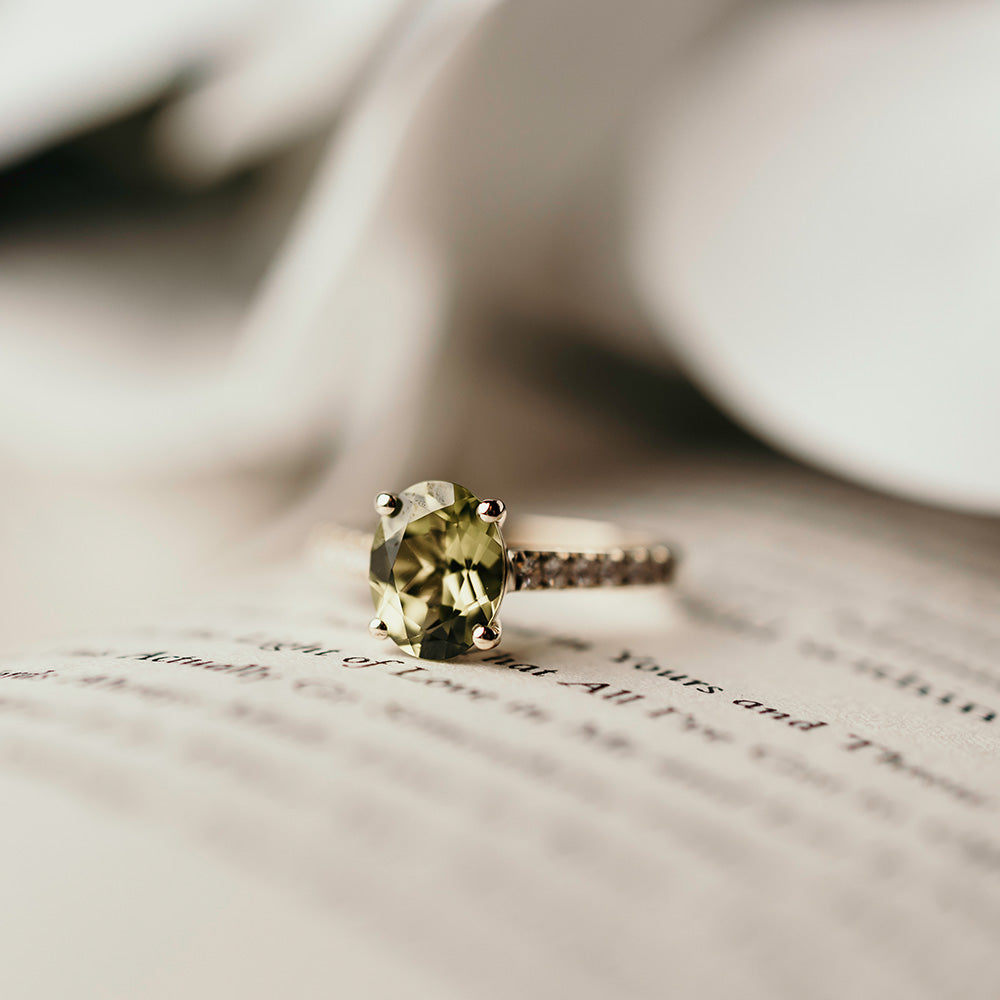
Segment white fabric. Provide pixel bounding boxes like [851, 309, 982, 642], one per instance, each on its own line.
[0, 0, 997, 644]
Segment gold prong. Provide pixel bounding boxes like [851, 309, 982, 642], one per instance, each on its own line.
[374, 492, 401, 517]
[472, 620, 502, 651]
[477, 498, 506, 526]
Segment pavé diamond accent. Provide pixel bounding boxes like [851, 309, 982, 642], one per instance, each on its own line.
[511, 544, 674, 591]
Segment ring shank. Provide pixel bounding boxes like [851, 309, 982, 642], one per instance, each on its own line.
[505, 515, 677, 591]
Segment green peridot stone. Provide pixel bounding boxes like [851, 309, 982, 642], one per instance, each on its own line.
[369, 481, 506, 660]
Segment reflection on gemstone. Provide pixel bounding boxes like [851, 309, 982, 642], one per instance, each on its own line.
[369, 481, 506, 660]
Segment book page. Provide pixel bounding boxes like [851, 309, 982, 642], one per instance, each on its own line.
[1, 456, 998, 999]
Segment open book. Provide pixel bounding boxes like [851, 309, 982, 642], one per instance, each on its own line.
[1, 453, 998, 999]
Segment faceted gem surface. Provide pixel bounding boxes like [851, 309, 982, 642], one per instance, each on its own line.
[369, 481, 506, 660]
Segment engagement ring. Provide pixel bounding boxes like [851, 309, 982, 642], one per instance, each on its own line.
[356, 480, 679, 661]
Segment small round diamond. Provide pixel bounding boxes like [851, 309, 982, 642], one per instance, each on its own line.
[572, 555, 603, 587]
[543, 553, 572, 588]
[601, 549, 628, 586]
[514, 551, 544, 589]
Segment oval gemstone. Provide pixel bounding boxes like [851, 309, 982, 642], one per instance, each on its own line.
[369, 481, 507, 660]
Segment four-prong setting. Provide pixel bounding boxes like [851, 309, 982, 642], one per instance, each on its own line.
[364, 481, 681, 661]
[476, 498, 506, 526]
[374, 492, 402, 517]
[472, 621, 502, 651]
[369, 481, 508, 660]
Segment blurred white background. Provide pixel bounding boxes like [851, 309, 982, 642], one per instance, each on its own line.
[1, 0, 998, 648]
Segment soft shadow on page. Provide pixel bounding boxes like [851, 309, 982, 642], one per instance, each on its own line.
[0, 446, 998, 1000]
